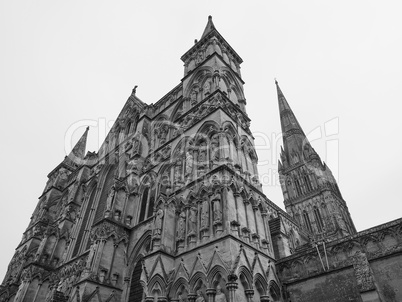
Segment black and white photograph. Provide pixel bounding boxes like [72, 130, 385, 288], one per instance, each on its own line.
[1, 1, 401, 301]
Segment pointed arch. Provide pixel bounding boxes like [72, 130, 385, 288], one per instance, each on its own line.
[189, 271, 208, 292]
[254, 273, 268, 296]
[128, 257, 145, 302]
[196, 120, 220, 137]
[237, 266, 253, 290]
[184, 67, 214, 98]
[147, 274, 167, 296]
[137, 172, 157, 222]
[170, 277, 190, 298]
[268, 280, 281, 301]
[207, 265, 228, 287]
[157, 163, 174, 197]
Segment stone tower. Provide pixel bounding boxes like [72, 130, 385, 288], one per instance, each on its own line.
[0, 16, 306, 302]
[276, 81, 356, 241]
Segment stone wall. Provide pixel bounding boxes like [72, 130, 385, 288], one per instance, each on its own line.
[277, 218, 402, 302]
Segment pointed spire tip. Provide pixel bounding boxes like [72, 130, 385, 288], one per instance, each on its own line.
[86, 126, 89, 131]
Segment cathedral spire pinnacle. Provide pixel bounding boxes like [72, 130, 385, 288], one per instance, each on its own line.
[276, 80, 307, 149]
[66, 126, 89, 164]
[201, 15, 216, 40]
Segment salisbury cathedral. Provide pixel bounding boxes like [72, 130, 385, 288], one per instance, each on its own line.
[1, 16, 401, 302]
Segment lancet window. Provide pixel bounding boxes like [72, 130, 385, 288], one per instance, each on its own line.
[314, 206, 323, 232]
[138, 175, 157, 223]
[303, 210, 312, 232]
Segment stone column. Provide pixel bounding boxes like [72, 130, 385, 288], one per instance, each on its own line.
[206, 288, 216, 302]
[245, 289, 254, 302]
[226, 274, 238, 302]
[260, 295, 270, 302]
[187, 293, 197, 302]
[14, 281, 30, 302]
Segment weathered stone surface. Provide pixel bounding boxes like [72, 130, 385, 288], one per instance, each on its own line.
[0, 16, 401, 302]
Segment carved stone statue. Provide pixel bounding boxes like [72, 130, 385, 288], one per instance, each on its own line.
[126, 157, 139, 174]
[211, 135, 220, 164]
[215, 285, 227, 302]
[177, 211, 186, 240]
[105, 187, 116, 212]
[200, 197, 210, 230]
[185, 151, 194, 177]
[86, 242, 98, 269]
[154, 209, 164, 236]
[178, 293, 186, 302]
[159, 124, 169, 144]
[174, 162, 182, 185]
[195, 290, 205, 302]
[188, 207, 197, 235]
[132, 137, 140, 154]
[212, 191, 222, 224]
[203, 81, 211, 96]
[190, 89, 198, 105]
[198, 142, 207, 166]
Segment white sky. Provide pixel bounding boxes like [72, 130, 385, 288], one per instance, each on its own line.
[1, 1, 402, 279]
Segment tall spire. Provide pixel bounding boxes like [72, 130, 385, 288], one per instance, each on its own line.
[201, 15, 216, 40]
[65, 126, 89, 166]
[276, 80, 305, 137]
[276, 80, 311, 166]
[276, 81, 356, 240]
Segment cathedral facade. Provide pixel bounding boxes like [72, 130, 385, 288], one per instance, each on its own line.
[1, 16, 401, 302]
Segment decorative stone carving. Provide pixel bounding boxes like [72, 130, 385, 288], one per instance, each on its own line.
[195, 290, 205, 302]
[90, 221, 129, 244]
[176, 211, 186, 241]
[212, 191, 222, 225]
[153, 209, 164, 238]
[188, 206, 198, 236]
[214, 285, 227, 302]
[105, 187, 116, 216]
[352, 250, 375, 292]
[200, 197, 210, 232]
[185, 151, 194, 177]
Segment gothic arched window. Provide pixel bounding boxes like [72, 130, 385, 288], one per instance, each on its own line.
[303, 210, 312, 232]
[314, 206, 323, 232]
[304, 173, 312, 191]
[72, 187, 96, 258]
[126, 122, 132, 135]
[128, 258, 144, 302]
[295, 178, 302, 196]
[138, 188, 149, 223]
[147, 186, 156, 218]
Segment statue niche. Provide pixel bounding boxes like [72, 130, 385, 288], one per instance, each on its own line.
[210, 134, 220, 168]
[187, 206, 198, 247]
[197, 141, 208, 177]
[152, 208, 164, 249]
[200, 196, 210, 238]
[212, 190, 223, 235]
[176, 211, 186, 246]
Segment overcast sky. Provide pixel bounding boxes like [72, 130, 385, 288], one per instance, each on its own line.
[1, 1, 402, 279]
